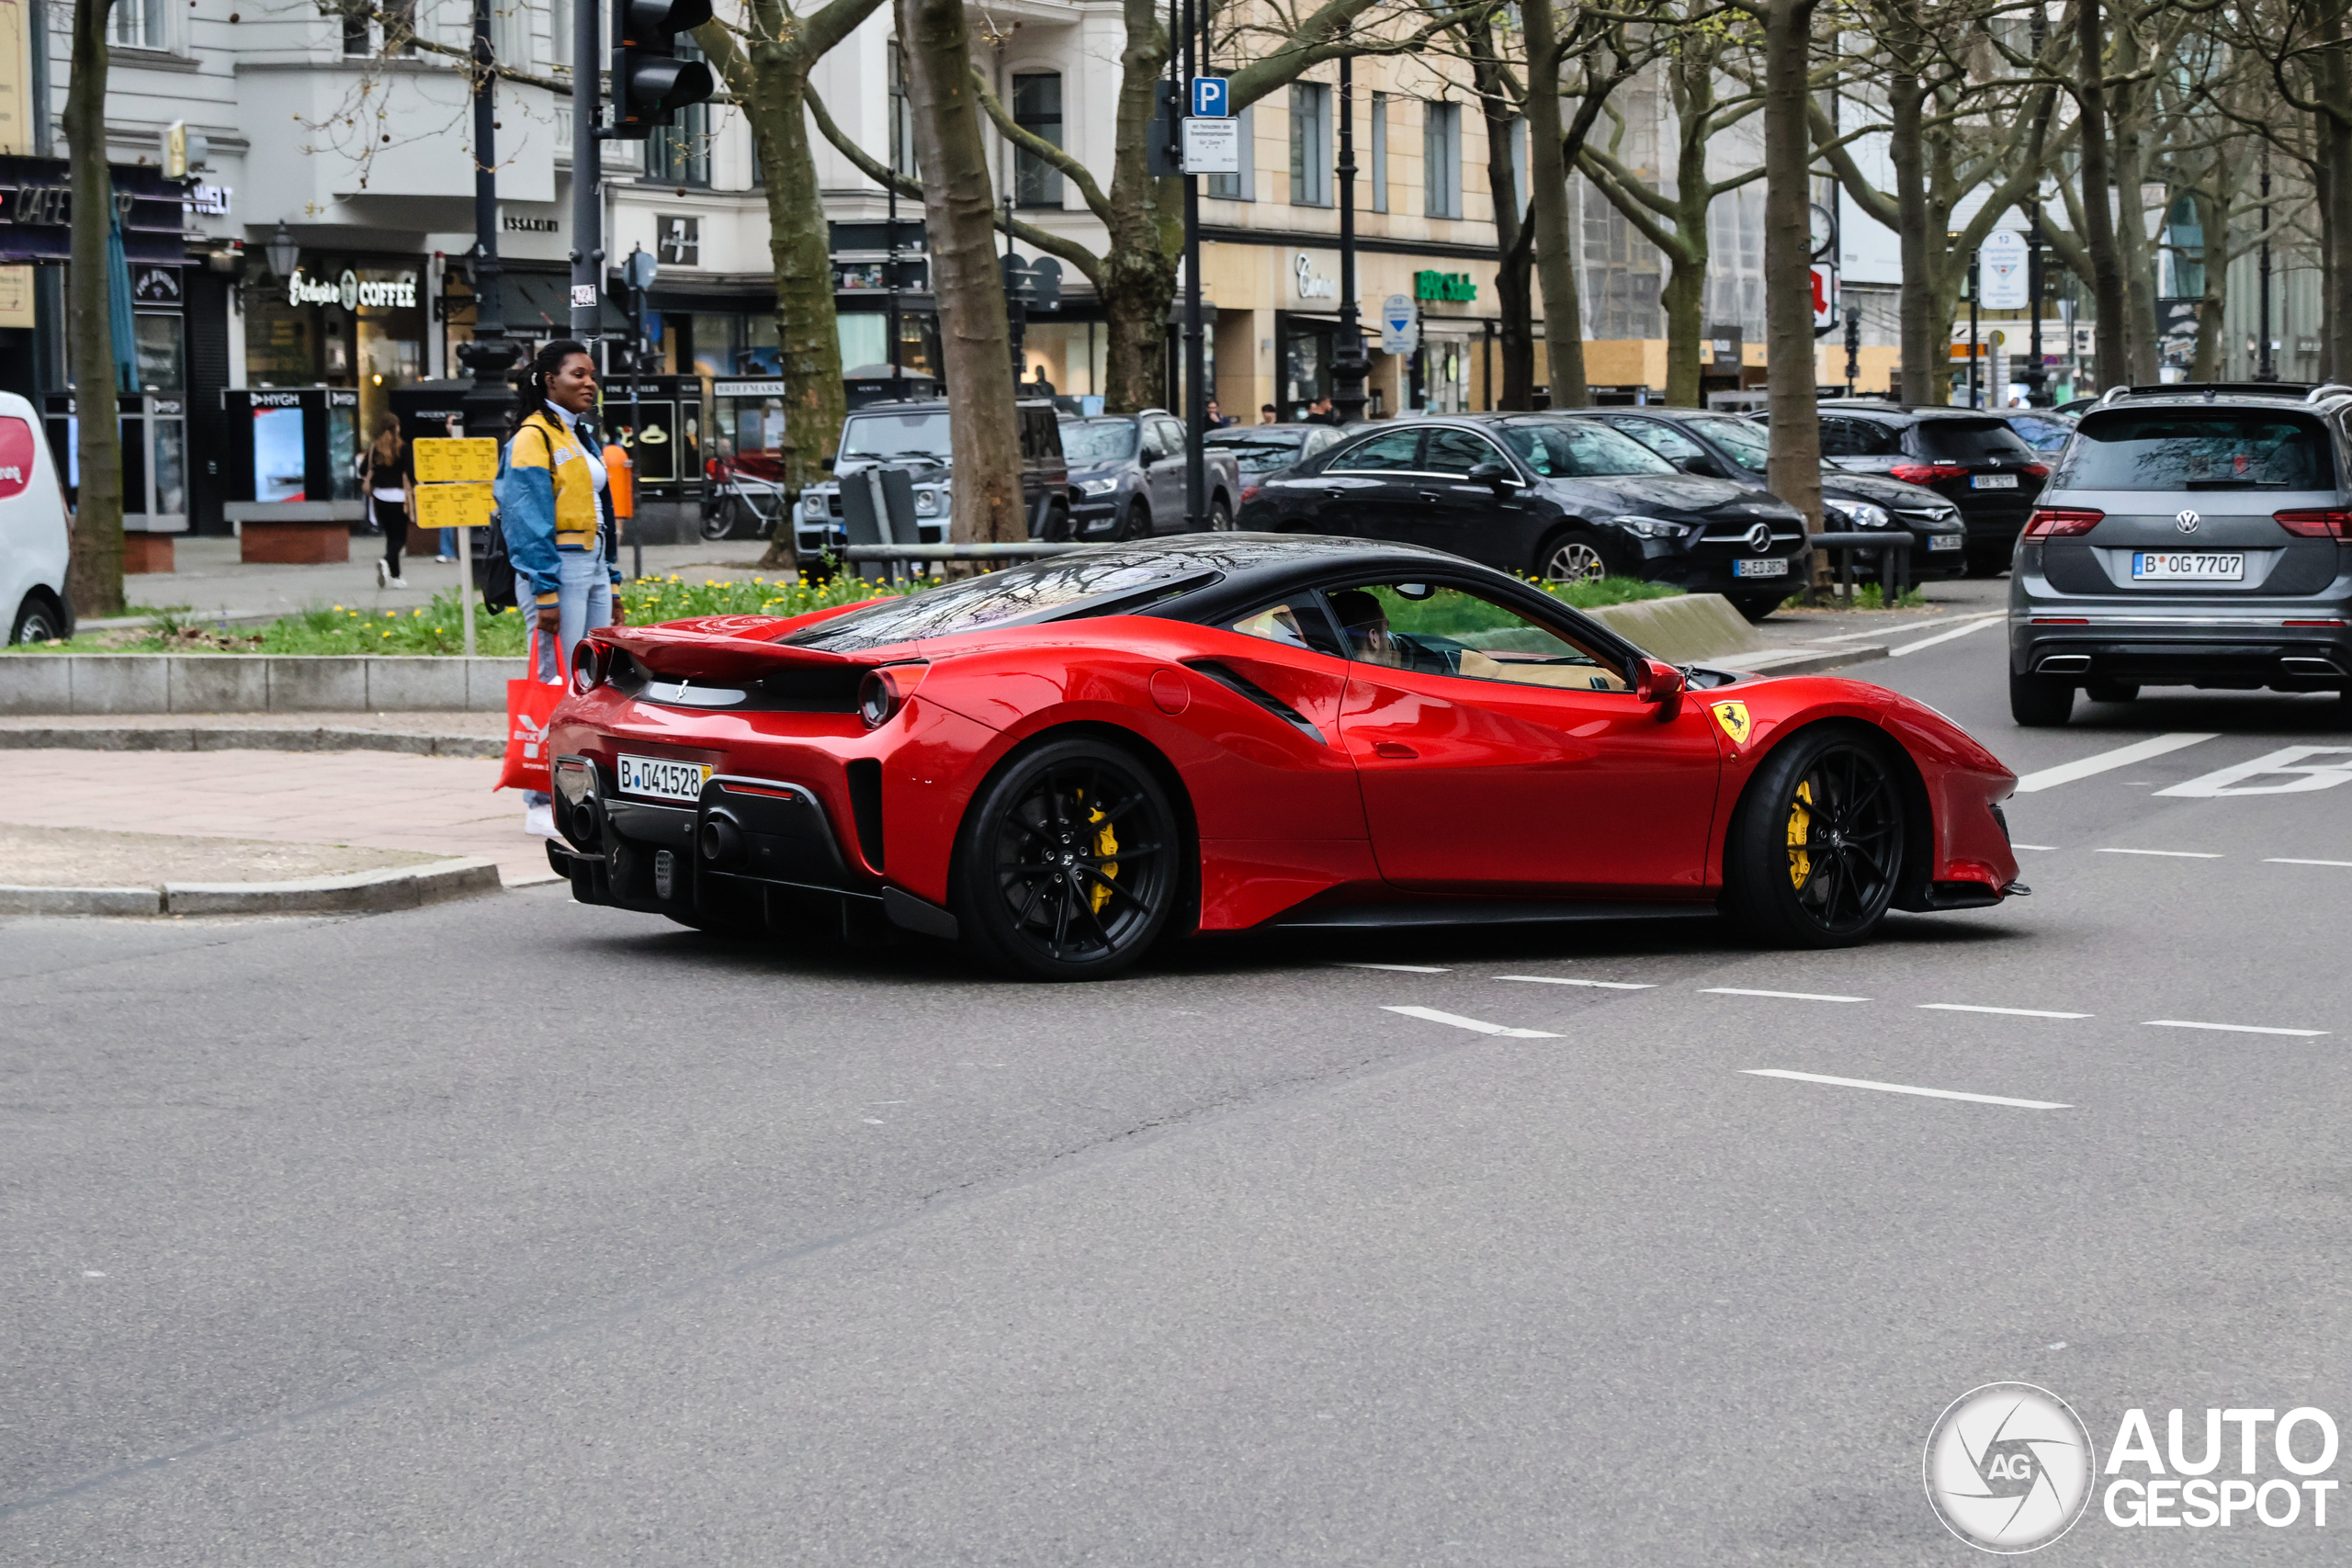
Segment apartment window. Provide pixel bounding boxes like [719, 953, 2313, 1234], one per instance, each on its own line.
[647, 41, 711, 186]
[658, 215, 701, 266]
[1289, 82, 1331, 208]
[112, 0, 170, 50]
[1012, 73, 1065, 209]
[888, 41, 919, 178]
[1206, 105, 1254, 200]
[1424, 101, 1463, 220]
[340, 0, 418, 58]
[1369, 93, 1388, 213]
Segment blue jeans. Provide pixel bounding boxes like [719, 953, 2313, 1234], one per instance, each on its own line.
[438, 527, 458, 558]
[524, 547, 614, 806]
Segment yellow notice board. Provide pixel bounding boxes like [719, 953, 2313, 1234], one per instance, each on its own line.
[0, 0, 28, 158]
[415, 482, 493, 531]
[413, 437, 499, 483]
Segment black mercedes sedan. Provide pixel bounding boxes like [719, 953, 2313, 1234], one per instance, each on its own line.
[1233, 414, 1810, 619]
[1569, 406, 1970, 581]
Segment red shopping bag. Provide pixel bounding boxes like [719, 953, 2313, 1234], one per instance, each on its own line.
[496, 627, 567, 793]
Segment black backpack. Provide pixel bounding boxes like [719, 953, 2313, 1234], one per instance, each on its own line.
[479, 520, 518, 612]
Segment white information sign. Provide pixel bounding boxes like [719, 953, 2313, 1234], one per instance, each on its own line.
[1181, 117, 1239, 175]
[1380, 293, 1417, 355]
[1978, 230, 2031, 310]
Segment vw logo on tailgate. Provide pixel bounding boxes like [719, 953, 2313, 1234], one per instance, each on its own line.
[2176, 509, 2201, 534]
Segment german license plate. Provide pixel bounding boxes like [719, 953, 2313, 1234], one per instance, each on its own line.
[1928, 534, 1964, 551]
[1734, 558, 1789, 578]
[2132, 551, 2245, 581]
[617, 755, 713, 802]
[1973, 473, 2018, 489]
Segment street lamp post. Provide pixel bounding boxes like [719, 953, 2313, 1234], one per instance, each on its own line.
[2022, 211, 2048, 407]
[2257, 152, 2277, 382]
[457, 0, 516, 438]
[1329, 52, 1367, 424]
[567, 0, 604, 344]
[1179, 0, 1205, 529]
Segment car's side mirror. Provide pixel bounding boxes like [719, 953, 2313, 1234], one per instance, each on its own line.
[1636, 658, 1686, 721]
[819, 455, 836, 471]
[1678, 453, 1725, 479]
[1467, 459, 1515, 487]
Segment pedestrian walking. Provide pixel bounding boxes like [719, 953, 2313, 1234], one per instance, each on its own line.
[363, 413, 413, 590]
[495, 339, 625, 837]
[1305, 395, 1340, 425]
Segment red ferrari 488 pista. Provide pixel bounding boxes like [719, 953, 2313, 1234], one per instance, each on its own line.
[544, 536, 2021, 979]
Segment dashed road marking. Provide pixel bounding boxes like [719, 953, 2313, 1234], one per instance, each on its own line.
[2267, 858, 2352, 868]
[1382, 1006, 1561, 1039]
[1493, 975, 1656, 990]
[2097, 847, 2222, 859]
[2012, 843, 2058, 851]
[1743, 1068, 2071, 1110]
[1703, 987, 1871, 1003]
[2013, 732, 2220, 794]
[1887, 615, 2006, 658]
[1332, 963, 1452, 973]
[2143, 1019, 2329, 1038]
[1918, 1003, 2093, 1019]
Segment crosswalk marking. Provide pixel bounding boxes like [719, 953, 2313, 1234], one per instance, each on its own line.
[2013, 733, 2220, 794]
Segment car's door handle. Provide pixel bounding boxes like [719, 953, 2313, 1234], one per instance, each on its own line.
[1419, 490, 1446, 502]
[1373, 741, 1418, 760]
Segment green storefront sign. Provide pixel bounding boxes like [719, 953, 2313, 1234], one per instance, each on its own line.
[1413, 270, 1477, 302]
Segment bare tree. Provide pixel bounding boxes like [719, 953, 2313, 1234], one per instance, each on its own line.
[1753, 0, 1822, 587]
[64, 0, 124, 619]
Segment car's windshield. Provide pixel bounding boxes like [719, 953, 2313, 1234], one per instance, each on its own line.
[1686, 416, 1770, 469]
[1913, 420, 2037, 463]
[1205, 433, 1306, 473]
[1058, 420, 1139, 466]
[779, 560, 1215, 650]
[1498, 421, 1678, 478]
[2052, 412, 2335, 491]
[838, 411, 953, 461]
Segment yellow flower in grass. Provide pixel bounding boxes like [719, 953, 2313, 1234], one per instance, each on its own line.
[381, 630, 392, 638]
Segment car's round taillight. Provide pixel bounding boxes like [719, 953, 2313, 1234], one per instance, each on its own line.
[857, 669, 900, 729]
[571, 640, 605, 694]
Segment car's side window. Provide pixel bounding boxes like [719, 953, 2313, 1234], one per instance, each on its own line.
[1421, 428, 1511, 476]
[1325, 581, 1630, 692]
[1817, 417, 1861, 457]
[1602, 416, 1707, 462]
[1305, 427, 1341, 459]
[1139, 421, 1169, 460]
[1326, 429, 1424, 473]
[1227, 596, 1344, 657]
[1848, 418, 1905, 457]
[1153, 416, 1188, 455]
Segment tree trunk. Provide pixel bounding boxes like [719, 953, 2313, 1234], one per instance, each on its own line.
[897, 0, 1023, 544]
[1887, 67, 1942, 404]
[1762, 0, 1825, 592]
[1467, 22, 1533, 408]
[1521, 0, 1589, 407]
[2075, 0, 2131, 391]
[63, 0, 123, 620]
[2108, 51, 2162, 384]
[2187, 185, 2227, 383]
[1660, 254, 1707, 407]
[1099, 0, 1178, 412]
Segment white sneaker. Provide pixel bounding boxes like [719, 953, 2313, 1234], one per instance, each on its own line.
[435, 554, 455, 563]
[524, 803, 556, 838]
[374, 559, 389, 589]
[388, 576, 407, 589]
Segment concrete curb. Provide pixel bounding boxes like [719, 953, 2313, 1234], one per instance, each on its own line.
[0, 655, 526, 716]
[0, 726, 502, 758]
[0, 858, 504, 918]
[1724, 645, 1893, 678]
[1586, 593, 1763, 665]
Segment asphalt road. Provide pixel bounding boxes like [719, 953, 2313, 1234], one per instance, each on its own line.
[6, 581, 2350, 1565]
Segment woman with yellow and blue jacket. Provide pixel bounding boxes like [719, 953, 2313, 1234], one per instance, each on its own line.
[495, 339, 623, 832]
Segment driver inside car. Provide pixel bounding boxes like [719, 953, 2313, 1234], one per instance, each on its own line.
[1329, 589, 1405, 667]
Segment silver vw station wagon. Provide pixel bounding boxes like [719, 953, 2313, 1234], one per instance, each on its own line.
[2007, 384, 2352, 726]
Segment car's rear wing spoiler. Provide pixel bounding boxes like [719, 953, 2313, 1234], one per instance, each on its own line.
[594, 618, 877, 682]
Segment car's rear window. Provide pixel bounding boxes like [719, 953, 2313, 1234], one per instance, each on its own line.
[2052, 412, 2336, 491]
[779, 560, 1216, 650]
[1498, 420, 1677, 477]
[1205, 432, 1306, 473]
[1912, 420, 2037, 462]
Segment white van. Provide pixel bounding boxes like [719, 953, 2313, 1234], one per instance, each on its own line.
[0, 389, 73, 643]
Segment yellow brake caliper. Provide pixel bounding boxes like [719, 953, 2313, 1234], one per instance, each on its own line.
[1786, 780, 1814, 889]
[1087, 800, 1119, 913]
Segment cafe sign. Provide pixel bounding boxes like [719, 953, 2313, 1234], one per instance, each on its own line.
[288, 267, 419, 310]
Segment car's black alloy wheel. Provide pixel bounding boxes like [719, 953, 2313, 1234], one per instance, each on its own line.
[1539, 528, 1611, 582]
[1119, 501, 1151, 541]
[954, 738, 1180, 980]
[1208, 499, 1234, 532]
[1724, 728, 1905, 947]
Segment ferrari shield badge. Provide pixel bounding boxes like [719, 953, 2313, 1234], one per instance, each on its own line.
[1710, 700, 1752, 748]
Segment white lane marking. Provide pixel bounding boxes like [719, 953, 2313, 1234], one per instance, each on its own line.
[1703, 987, 1871, 1003]
[1816, 619, 1944, 643]
[1332, 962, 1452, 973]
[1887, 615, 2005, 657]
[1383, 1006, 1560, 1039]
[2143, 1019, 2330, 1038]
[2012, 732, 2220, 794]
[1743, 1068, 2071, 1110]
[2012, 843, 2058, 851]
[1494, 975, 1657, 990]
[2267, 858, 2352, 868]
[2096, 847, 2222, 859]
[2157, 745, 2352, 798]
[1919, 1003, 2095, 1019]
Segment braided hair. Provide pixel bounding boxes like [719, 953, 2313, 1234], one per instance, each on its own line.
[510, 339, 595, 435]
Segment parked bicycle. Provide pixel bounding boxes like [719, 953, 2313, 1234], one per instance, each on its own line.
[700, 457, 792, 542]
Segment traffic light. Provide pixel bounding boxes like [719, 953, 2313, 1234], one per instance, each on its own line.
[610, 0, 717, 140]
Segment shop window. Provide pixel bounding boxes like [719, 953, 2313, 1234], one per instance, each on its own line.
[659, 215, 700, 266]
[132, 313, 183, 393]
[838, 314, 887, 371]
[648, 46, 712, 187]
[1012, 73, 1065, 208]
[1290, 82, 1330, 208]
[1369, 93, 1387, 214]
[1424, 102, 1462, 220]
[1206, 106, 1254, 201]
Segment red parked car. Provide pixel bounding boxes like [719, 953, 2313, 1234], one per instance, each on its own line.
[543, 536, 2022, 979]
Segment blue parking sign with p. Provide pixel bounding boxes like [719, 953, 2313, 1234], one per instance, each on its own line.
[1191, 77, 1229, 118]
